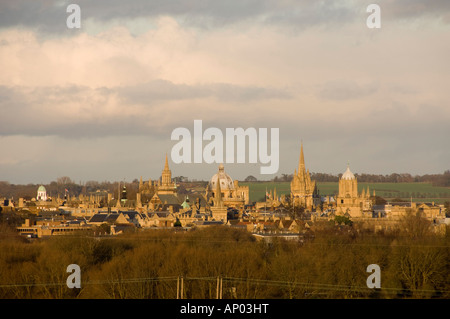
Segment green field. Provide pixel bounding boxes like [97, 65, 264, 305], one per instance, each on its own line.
[240, 182, 450, 204]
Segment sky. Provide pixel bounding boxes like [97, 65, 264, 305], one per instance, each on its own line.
[0, 0, 449, 184]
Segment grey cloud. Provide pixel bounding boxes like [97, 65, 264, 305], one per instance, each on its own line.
[116, 80, 291, 104]
[3, 0, 448, 35]
[264, 1, 356, 30]
[380, 0, 450, 22]
[0, 81, 291, 138]
[318, 80, 379, 101]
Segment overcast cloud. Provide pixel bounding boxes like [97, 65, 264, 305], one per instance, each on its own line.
[0, 1, 449, 184]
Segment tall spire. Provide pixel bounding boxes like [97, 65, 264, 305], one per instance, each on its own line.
[158, 153, 177, 194]
[164, 153, 169, 171]
[298, 141, 306, 175]
[161, 153, 172, 186]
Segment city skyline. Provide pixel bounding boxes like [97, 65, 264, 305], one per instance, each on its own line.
[0, 1, 449, 184]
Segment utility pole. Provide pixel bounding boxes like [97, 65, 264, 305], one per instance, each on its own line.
[216, 276, 223, 299]
[181, 276, 184, 299]
[177, 276, 184, 299]
[216, 276, 219, 299]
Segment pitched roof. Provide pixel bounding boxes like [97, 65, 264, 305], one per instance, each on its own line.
[156, 211, 171, 218]
[88, 213, 120, 223]
[104, 213, 120, 223]
[281, 220, 294, 229]
[89, 213, 108, 223]
[157, 194, 181, 205]
[178, 193, 208, 207]
[120, 210, 139, 219]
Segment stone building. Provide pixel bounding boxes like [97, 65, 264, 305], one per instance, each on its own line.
[290, 143, 320, 210]
[37, 185, 47, 201]
[136, 154, 180, 211]
[205, 164, 249, 209]
[157, 154, 177, 195]
[335, 164, 373, 218]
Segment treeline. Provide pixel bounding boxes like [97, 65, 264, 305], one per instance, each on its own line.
[271, 170, 450, 185]
[2, 171, 449, 200]
[0, 177, 138, 201]
[0, 213, 449, 299]
[0, 177, 193, 201]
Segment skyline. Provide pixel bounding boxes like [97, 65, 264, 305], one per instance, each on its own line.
[0, 1, 449, 184]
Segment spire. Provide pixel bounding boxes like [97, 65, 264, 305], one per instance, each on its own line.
[161, 153, 173, 187]
[164, 153, 169, 171]
[298, 141, 305, 174]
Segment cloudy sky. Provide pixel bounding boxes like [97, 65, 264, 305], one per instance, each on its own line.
[0, 0, 449, 184]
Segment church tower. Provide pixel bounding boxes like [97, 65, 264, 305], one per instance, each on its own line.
[157, 154, 177, 195]
[161, 154, 172, 186]
[338, 164, 358, 199]
[290, 142, 319, 210]
[336, 164, 373, 218]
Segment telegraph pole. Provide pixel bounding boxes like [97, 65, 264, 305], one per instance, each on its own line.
[181, 276, 184, 299]
[216, 276, 223, 299]
[177, 276, 184, 299]
[216, 276, 219, 299]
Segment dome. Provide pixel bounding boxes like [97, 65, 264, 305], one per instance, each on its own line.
[37, 185, 46, 192]
[209, 164, 235, 190]
[341, 165, 355, 180]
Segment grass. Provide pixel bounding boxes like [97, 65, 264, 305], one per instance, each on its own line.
[240, 182, 450, 204]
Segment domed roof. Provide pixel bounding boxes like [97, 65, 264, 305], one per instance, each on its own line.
[209, 164, 234, 190]
[37, 185, 46, 192]
[341, 165, 355, 180]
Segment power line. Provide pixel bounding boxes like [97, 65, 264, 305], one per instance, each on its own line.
[0, 275, 448, 297]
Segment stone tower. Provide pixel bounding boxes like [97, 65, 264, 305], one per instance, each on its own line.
[290, 142, 319, 210]
[210, 174, 228, 222]
[157, 154, 177, 195]
[336, 164, 372, 217]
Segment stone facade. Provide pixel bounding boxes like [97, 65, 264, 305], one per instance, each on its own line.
[290, 143, 320, 210]
[335, 165, 373, 218]
[205, 164, 249, 209]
